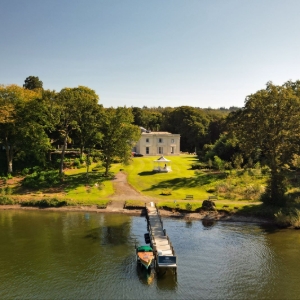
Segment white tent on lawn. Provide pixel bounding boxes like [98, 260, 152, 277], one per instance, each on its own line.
[153, 156, 171, 173]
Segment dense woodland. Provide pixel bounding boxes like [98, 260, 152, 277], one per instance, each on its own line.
[1, 76, 300, 207]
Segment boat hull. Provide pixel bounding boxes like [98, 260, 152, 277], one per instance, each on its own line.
[137, 252, 154, 269]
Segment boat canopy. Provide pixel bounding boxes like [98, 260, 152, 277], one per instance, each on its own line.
[137, 245, 153, 252]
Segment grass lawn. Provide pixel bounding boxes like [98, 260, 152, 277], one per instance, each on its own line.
[2, 164, 115, 206]
[121, 155, 266, 202]
[63, 164, 115, 203]
[123, 155, 210, 200]
[2, 155, 270, 212]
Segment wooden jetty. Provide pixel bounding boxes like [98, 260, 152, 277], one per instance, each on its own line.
[145, 202, 177, 274]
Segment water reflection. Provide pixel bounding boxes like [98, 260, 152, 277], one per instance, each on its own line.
[1, 211, 300, 299]
[202, 218, 216, 228]
[136, 265, 155, 285]
[185, 220, 193, 228]
[156, 269, 178, 291]
[84, 227, 101, 241]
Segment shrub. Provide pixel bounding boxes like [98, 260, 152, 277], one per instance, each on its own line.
[186, 203, 192, 211]
[261, 166, 271, 175]
[5, 186, 12, 195]
[215, 183, 232, 193]
[124, 200, 145, 209]
[275, 208, 300, 228]
[73, 158, 81, 168]
[21, 198, 67, 208]
[243, 184, 264, 200]
[22, 171, 62, 189]
[21, 168, 30, 176]
[191, 162, 208, 170]
[32, 166, 42, 173]
[206, 187, 216, 193]
[224, 192, 236, 200]
[0, 196, 14, 205]
[161, 189, 172, 196]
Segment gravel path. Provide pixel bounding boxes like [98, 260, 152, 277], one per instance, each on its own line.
[109, 172, 156, 202]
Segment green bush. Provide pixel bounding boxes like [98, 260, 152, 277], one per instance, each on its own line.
[21, 198, 67, 208]
[5, 186, 12, 195]
[186, 203, 192, 211]
[32, 166, 42, 173]
[261, 166, 271, 175]
[206, 187, 216, 193]
[161, 189, 172, 195]
[124, 200, 145, 209]
[275, 208, 300, 228]
[22, 171, 62, 189]
[0, 196, 14, 205]
[73, 158, 81, 168]
[0, 187, 13, 195]
[21, 168, 30, 176]
[191, 162, 208, 170]
[243, 184, 264, 200]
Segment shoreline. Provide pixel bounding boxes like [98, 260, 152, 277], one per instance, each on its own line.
[0, 204, 272, 224]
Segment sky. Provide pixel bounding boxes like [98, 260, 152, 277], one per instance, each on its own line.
[1, 0, 300, 108]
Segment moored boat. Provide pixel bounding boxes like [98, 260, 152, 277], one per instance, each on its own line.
[136, 245, 154, 269]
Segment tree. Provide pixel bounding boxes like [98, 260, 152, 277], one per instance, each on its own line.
[23, 76, 43, 90]
[68, 87, 103, 157]
[56, 86, 100, 174]
[228, 81, 300, 205]
[162, 106, 209, 152]
[99, 107, 141, 176]
[0, 85, 49, 174]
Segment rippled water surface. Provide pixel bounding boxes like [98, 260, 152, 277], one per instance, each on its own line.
[0, 210, 300, 299]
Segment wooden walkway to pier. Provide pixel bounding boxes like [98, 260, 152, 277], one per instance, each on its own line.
[146, 202, 177, 272]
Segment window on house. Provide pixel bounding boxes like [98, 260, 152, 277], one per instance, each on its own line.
[171, 146, 174, 154]
[158, 147, 163, 154]
[146, 138, 149, 143]
[146, 147, 149, 154]
[158, 138, 163, 143]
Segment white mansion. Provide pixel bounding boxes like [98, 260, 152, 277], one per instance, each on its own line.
[133, 128, 180, 156]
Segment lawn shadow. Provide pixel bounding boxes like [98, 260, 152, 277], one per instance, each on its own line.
[180, 156, 199, 162]
[64, 172, 113, 192]
[143, 173, 226, 192]
[138, 171, 156, 176]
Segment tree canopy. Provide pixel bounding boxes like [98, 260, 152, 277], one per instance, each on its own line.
[23, 76, 43, 90]
[0, 85, 48, 173]
[228, 81, 300, 205]
[99, 107, 141, 176]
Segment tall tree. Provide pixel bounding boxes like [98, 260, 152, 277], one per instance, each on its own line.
[162, 106, 209, 152]
[23, 76, 43, 90]
[99, 107, 141, 176]
[228, 81, 300, 205]
[56, 86, 100, 174]
[69, 87, 103, 157]
[0, 85, 49, 173]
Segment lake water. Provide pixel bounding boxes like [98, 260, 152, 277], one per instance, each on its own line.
[0, 210, 299, 299]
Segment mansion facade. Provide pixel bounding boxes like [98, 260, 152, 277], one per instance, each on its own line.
[133, 131, 180, 156]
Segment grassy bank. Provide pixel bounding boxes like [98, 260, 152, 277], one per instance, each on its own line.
[2, 154, 300, 228]
[0, 163, 114, 207]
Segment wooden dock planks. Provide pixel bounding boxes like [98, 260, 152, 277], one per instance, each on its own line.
[146, 202, 177, 271]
